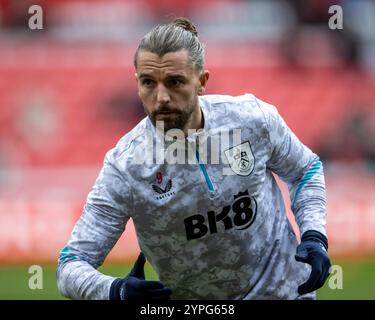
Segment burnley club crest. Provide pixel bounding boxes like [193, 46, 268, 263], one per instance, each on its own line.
[224, 141, 255, 176]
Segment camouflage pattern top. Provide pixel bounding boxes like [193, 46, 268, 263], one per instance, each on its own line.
[57, 93, 326, 300]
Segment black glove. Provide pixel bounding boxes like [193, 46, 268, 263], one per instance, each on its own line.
[295, 230, 331, 295]
[109, 252, 172, 300]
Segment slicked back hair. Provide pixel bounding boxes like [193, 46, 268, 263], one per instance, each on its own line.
[134, 18, 205, 71]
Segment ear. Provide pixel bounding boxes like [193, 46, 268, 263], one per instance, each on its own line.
[199, 70, 209, 89]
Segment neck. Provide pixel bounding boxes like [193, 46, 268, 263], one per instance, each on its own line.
[182, 103, 203, 137]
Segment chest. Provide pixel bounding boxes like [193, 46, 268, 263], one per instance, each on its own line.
[129, 129, 271, 241]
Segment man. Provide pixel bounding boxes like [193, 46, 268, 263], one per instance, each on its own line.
[57, 18, 331, 300]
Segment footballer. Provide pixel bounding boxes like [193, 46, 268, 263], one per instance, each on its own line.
[57, 18, 331, 300]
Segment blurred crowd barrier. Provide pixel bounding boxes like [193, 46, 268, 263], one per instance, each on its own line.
[0, 0, 375, 262]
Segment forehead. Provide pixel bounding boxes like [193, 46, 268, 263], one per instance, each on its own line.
[136, 50, 194, 76]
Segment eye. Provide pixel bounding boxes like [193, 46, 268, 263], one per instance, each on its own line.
[167, 78, 183, 87]
[141, 79, 155, 88]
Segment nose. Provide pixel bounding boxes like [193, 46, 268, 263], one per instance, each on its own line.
[156, 84, 170, 104]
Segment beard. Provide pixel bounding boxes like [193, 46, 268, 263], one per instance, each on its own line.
[146, 104, 194, 133]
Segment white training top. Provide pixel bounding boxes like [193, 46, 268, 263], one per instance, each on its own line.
[57, 93, 326, 300]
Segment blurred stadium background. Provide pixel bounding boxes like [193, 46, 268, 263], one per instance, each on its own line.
[0, 0, 375, 299]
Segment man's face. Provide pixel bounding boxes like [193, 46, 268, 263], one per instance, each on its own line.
[135, 49, 208, 132]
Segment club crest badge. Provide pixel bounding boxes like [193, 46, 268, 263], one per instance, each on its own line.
[224, 141, 255, 176]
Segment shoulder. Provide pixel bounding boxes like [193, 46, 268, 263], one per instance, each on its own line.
[201, 93, 279, 128]
[201, 93, 257, 106]
[104, 117, 151, 164]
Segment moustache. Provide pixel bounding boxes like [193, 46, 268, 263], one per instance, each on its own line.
[152, 107, 181, 117]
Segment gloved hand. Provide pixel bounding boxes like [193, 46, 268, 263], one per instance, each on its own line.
[109, 252, 172, 300]
[295, 230, 331, 295]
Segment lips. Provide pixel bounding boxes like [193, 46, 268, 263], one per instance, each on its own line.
[155, 110, 179, 117]
[158, 111, 174, 114]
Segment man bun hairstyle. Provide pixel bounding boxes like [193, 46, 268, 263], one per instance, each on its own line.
[134, 17, 204, 71]
[172, 17, 198, 37]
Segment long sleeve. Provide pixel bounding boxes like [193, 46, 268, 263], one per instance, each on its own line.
[258, 98, 327, 237]
[57, 150, 132, 299]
